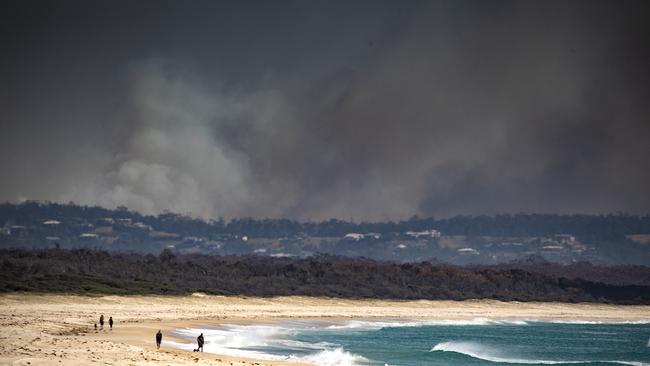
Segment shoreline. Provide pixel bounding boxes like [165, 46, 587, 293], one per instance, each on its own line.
[1, 293, 649, 365]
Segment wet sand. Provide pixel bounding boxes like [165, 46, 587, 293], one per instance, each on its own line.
[1, 293, 649, 365]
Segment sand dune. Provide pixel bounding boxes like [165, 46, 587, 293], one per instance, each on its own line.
[1, 293, 649, 365]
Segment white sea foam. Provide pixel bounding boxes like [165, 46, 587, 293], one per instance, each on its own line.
[168, 323, 367, 366]
[169, 325, 292, 360]
[295, 347, 367, 366]
[430, 341, 650, 366]
[276, 339, 338, 350]
[325, 318, 530, 330]
[541, 319, 650, 325]
[166, 320, 650, 366]
[324, 318, 650, 331]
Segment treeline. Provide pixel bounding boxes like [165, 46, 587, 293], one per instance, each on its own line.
[1, 248, 649, 304]
[2, 201, 650, 240]
[472, 257, 650, 287]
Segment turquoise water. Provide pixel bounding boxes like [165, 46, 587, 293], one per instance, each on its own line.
[169, 319, 650, 366]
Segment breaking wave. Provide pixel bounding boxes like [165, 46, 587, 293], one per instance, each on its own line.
[542, 320, 650, 325]
[325, 318, 530, 330]
[324, 318, 650, 331]
[430, 341, 650, 365]
[166, 320, 649, 366]
[296, 348, 368, 366]
[168, 324, 367, 366]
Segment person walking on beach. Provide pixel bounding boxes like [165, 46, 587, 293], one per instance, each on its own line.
[99, 315, 104, 329]
[155, 330, 162, 349]
[108, 316, 113, 330]
[197, 333, 204, 352]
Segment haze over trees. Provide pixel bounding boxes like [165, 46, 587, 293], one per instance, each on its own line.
[2, 202, 650, 303]
[1, 202, 649, 265]
[2, 201, 650, 239]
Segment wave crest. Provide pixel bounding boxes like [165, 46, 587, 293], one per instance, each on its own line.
[431, 341, 582, 364]
[325, 318, 650, 331]
[430, 341, 650, 366]
[326, 318, 529, 330]
[297, 347, 367, 366]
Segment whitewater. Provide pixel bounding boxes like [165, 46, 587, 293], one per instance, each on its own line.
[168, 318, 650, 365]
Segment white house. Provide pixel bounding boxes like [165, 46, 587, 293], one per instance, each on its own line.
[458, 247, 480, 255]
[405, 229, 441, 239]
[133, 222, 152, 231]
[344, 233, 365, 241]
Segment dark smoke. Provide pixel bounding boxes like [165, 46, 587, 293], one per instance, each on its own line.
[1, 0, 649, 220]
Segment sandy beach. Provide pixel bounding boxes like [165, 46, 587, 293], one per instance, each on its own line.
[1, 293, 649, 366]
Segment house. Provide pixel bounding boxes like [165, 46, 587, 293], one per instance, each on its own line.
[133, 222, 152, 231]
[458, 247, 480, 255]
[183, 236, 204, 244]
[344, 233, 364, 241]
[344, 233, 381, 241]
[405, 230, 441, 239]
[542, 245, 563, 251]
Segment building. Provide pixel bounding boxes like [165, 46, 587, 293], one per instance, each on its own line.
[405, 230, 441, 239]
[458, 247, 480, 255]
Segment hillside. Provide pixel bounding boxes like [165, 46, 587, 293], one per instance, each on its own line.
[2, 201, 650, 264]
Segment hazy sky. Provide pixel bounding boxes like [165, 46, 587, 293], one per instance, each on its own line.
[1, 0, 649, 221]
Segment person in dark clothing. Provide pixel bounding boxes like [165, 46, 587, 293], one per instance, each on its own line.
[108, 316, 113, 330]
[155, 330, 162, 349]
[197, 333, 204, 352]
[99, 315, 104, 329]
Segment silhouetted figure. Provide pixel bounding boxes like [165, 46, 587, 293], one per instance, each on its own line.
[197, 333, 204, 352]
[109, 316, 113, 330]
[94, 323, 97, 332]
[99, 315, 104, 329]
[155, 330, 162, 349]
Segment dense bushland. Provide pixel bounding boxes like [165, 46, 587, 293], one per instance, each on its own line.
[1, 248, 648, 304]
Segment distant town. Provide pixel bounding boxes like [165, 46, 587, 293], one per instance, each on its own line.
[1, 201, 649, 265]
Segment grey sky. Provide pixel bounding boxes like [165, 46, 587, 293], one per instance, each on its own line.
[1, 0, 649, 220]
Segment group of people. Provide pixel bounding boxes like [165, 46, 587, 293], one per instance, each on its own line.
[95, 314, 114, 330]
[93, 314, 204, 353]
[154, 330, 204, 352]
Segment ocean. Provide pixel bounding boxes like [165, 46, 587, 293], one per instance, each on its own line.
[167, 318, 650, 366]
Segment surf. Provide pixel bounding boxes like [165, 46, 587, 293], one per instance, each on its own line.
[165, 320, 650, 366]
[168, 324, 367, 366]
[296, 348, 368, 366]
[430, 341, 650, 366]
[324, 318, 530, 330]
